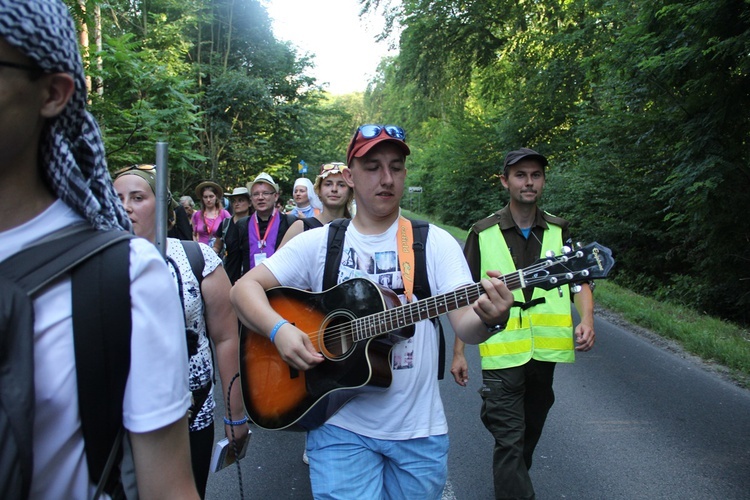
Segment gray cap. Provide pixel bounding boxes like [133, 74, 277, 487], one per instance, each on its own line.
[503, 148, 548, 176]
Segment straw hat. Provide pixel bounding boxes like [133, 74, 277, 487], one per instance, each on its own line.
[194, 180, 224, 201]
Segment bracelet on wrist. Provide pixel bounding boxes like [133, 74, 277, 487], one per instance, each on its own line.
[223, 416, 248, 426]
[269, 319, 289, 344]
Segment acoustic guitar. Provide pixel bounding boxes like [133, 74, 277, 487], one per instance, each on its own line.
[240, 242, 614, 430]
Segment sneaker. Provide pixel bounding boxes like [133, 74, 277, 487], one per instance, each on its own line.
[302, 449, 309, 465]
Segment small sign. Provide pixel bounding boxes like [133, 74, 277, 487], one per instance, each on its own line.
[298, 160, 308, 174]
[408, 186, 423, 193]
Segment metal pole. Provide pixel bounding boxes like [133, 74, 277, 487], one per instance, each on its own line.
[155, 142, 169, 257]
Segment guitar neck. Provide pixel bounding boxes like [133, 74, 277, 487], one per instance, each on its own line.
[352, 271, 525, 342]
[349, 241, 614, 343]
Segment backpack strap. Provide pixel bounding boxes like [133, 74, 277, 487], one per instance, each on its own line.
[72, 235, 132, 495]
[408, 219, 432, 299]
[406, 218, 445, 380]
[181, 240, 205, 286]
[220, 217, 231, 240]
[301, 217, 324, 231]
[2, 225, 131, 294]
[322, 218, 351, 290]
[177, 240, 216, 391]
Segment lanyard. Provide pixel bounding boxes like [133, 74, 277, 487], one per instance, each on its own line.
[397, 216, 415, 302]
[202, 210, 220, 236]
[252, 209, 278, 248]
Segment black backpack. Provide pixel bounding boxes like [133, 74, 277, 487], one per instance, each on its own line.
[180, 240, 206, 286]
[0, 225, 133, 499]
[322, 218, 446, 379]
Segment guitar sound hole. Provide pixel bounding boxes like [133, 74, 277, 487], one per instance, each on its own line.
[321, 314, 355, 359]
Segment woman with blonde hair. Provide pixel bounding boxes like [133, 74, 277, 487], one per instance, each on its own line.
[279, 162, 354, 246]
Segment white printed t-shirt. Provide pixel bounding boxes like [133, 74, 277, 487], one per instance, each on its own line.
[0, 200, 191, 499]
[166, 238, 222, 431]
[263, 215, 473, 440]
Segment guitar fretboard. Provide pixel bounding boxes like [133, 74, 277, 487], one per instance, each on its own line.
[351, 271, 525, 342]
[344, 242, 612, 342]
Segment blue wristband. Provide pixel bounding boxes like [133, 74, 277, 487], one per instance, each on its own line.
[223, 416, 248, 426]
[269, 319, 289, 344]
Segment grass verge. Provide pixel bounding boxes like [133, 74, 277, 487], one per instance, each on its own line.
[401, 209, 467, 241]
[403, 207, 750, 389]
[595, 281, 750, 388]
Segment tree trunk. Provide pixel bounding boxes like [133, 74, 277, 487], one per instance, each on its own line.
[223, 0, 236, 71]
[77, 0, 92, 96]
[95, 3, 103, 96]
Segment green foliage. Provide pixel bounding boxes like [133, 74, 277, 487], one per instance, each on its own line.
[68, 0, 326, 198]
[361, 0, 750, 325]
[90, 31, 203, 179]
[66, 0, 750, 325]
[297, 94, 367, 166]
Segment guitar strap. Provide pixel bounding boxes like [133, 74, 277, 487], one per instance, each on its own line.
[323, 217, 446, 379]
[397, 216, 416, 302]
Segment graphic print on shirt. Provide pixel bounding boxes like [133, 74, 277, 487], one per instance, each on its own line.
[337, 243, 412, 371]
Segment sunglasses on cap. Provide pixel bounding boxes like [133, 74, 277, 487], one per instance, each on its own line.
[346, 124, 407, 164]
[318, 162, 348, 176]
[114, 164, 155, 176]
[354, 124, 406, 141]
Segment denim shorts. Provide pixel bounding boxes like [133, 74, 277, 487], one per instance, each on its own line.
[307, 424, 448, 499]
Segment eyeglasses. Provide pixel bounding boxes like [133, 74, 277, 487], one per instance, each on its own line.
[113, 164, 155, 176]
[0, 60, 42, 73]
[251, 192, 275, 198]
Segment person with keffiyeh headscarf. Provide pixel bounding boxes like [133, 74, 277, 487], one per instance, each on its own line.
[0, 0, 199, 498]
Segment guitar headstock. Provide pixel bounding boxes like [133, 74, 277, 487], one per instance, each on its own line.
[522, 242, 614, 291]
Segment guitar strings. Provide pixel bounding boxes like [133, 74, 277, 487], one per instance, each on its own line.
[304, 284, 484, 348]
[307, 260, 579, 348]
[306, 278, 499, 348]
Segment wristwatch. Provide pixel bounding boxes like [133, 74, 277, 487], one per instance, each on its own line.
[483, 321, 507, 335]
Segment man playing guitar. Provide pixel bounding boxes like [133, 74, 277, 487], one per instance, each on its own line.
[230, 124, 515, 499]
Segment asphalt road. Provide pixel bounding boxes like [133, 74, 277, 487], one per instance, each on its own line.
[207, 310, 750, 499]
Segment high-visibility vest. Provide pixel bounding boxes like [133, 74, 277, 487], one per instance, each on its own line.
[477, 223, 575, 369]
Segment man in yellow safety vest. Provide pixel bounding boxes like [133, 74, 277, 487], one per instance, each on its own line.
[451, 148, 595, 499]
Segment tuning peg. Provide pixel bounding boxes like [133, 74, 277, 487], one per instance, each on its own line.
[575, 242, 583, 249]
[571, 284, 582, 293]
[561, 245, 572, 255]
[545, 250, 556, 258]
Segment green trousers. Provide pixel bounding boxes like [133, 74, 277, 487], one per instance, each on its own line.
[479, 359, 557, 500]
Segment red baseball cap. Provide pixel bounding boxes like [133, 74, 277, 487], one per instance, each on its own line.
[346, 125, 411, 165]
